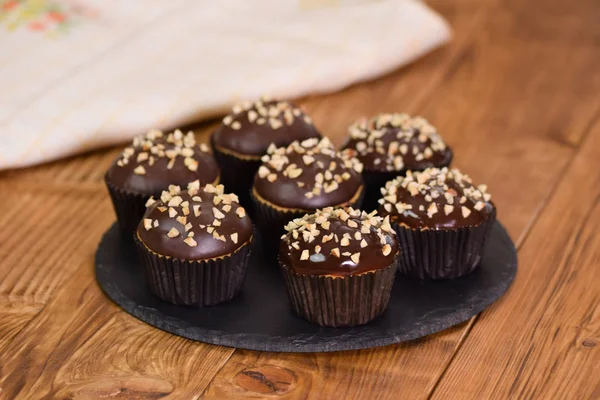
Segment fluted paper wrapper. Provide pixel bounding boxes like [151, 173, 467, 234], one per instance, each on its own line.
[362, 169, 402, 212]
[210, 134, 261, 210]
[135, 235, 253, 307]
[279, 260, 398, 327]
[105, 175, 150, 235]
[393, 209, 496, 280]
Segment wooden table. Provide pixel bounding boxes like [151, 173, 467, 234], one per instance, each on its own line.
[1, 0, 599, 398]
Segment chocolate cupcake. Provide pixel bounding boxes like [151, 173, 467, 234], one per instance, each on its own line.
[211, 97, 321, 208]
[342, 113, 452, 210]
[279, 207, 399, 327]
[378, 167, 495, 279]
[135, 181, 253, 306]
[105, 129, 220, 234]
[250, 137, 364, 241]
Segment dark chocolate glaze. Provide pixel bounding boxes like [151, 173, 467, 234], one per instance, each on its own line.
[342, 117, 452, 173]
[106, 141, 219, 195]
[253, 151, 363, 210]
[138, 189, 252, 260]
[279, 209, 398, 276]
[212, 99, 321, 157]
[378, 169, 495, 230]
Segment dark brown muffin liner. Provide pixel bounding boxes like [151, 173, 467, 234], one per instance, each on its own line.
[250, 186, 365, 246]
[105, 174, 151, 235]
[393, 207, 496, 280]
[361, 151, 453, 212]
[279, 258, 398, 327]
[134, 233, 254, 307]
[210, 133, 261, 210]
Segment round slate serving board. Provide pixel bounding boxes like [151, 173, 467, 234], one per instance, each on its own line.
[95, 221, 517, 353]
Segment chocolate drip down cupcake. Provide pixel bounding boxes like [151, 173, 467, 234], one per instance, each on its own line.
[211, 97, 321, 208]
[135, 181, 253, 306]
[279, 207, 399, 327]
[105, 129, 220, 234]
[378, 167, 495, 279]
[342, 113, 452, 210]
[250, 137, 364, 240]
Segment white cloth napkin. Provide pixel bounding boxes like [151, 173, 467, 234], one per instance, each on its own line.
[0, 0, 450, 170]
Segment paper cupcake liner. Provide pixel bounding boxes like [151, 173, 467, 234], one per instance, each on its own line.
[279, 259, 398, 327]
[250, 186, 365, 246]
[105, 175, 151, 235]
[361, 153, 453, 212]
[393, 208, 496, 280]
[210, 134, 261, 210]
[135, 234, 254, 307]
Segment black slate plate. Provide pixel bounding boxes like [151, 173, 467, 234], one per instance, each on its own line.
[95, 221, 517, 353]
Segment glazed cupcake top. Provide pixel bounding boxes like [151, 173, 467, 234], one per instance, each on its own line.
[212, 97, 321, 157]
[138, 181, 252, 260]
[106, 129, 220, 194]
[342, 113, 451, 172]
[378, 167, 494, 230]
[253, 137, 364, 210]
[279, 207, 398, 276]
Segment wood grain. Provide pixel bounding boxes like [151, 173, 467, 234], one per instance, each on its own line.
[431, 119, 600, 400]
[0, 0, 599, 398]
[0, 182, 111, 304]
[0, 272, 236, 399]
[0, 299, 43, 354]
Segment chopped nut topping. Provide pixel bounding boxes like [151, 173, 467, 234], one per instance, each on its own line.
[379, 167, 493, 223]
[167, 228, 180, 238]
[461, 206, 472, 218]
[382, 244, 392, 256]
[184, 237, 197, 247]
[256, 137, 362, 199]
[282, 207, 395, 267]
[300, 249, 309, 260]
[231, 233, 238, 244]
[346, 114, 447, 171]
[213, 207, 225, 219]
[143, 219, 153, 231]
[133, 165, 146, 175]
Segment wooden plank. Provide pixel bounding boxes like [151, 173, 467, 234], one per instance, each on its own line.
[0, 273, 235, 399]
[0, 299, 43, 354]
[0, 183, 112, 304]
[202, 324, 470, 399]
[431, 115, 600, 400]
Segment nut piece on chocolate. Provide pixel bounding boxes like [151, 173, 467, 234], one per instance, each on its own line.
[107, 129, 219, 194]
[212, 97, 322, 158]
[342, 113, 452, 173]
[378, 167, 494, 229]
[279, 207, 398, 276]
[138, 180, 252, 260]
[253, 137, 364, 210]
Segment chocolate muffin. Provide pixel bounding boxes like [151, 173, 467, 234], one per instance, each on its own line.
[135, 181, 253, 306]
[105, 129, 220, 234]
[378, 167, 495, 279]
[342, 113, 452, 210]
[279, 207, 399, 327]
[211, 97, 321, 208]
[250, 137, 364, 241]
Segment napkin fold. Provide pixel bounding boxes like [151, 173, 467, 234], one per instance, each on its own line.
[0, 0, 450, 169]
